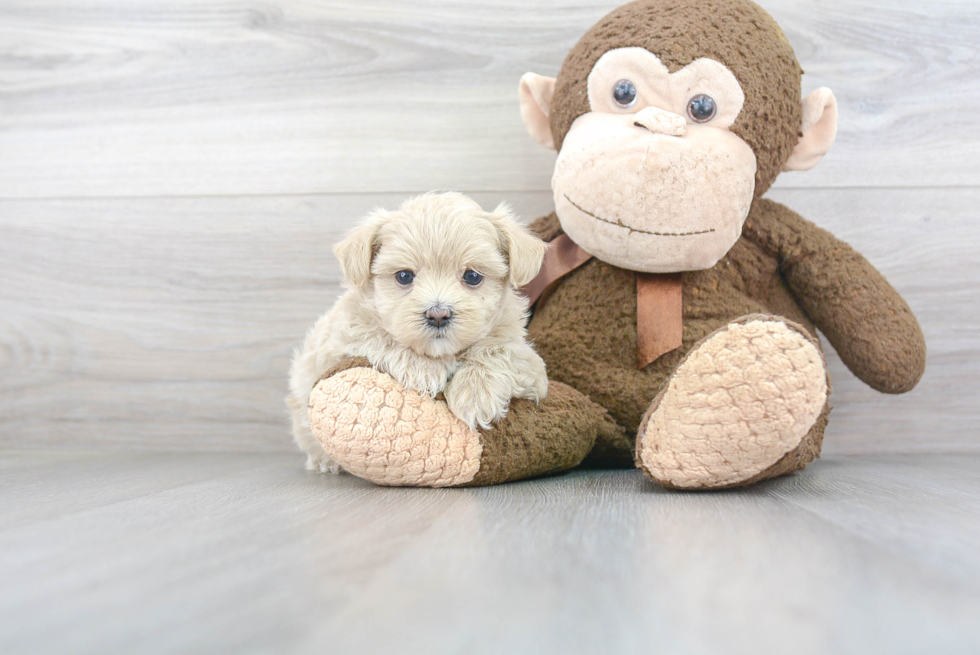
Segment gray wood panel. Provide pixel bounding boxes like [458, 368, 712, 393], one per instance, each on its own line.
[1, 452, 979, 654]
[1, 0, 978, 198]
[1, 0, 977, 455]
[1, 188, 976, 454]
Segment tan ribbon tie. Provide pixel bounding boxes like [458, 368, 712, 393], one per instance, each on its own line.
[635, 272, 683, 369]
[520, 233, 594, 306]
[521, 233, 684, 369]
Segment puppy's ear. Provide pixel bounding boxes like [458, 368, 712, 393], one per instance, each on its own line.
[334, 210, 387, 288]
[486, 203, 548, 288]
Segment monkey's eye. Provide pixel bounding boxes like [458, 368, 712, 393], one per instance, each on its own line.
[687, 94, 717, 123]
[395, 270, 415, 285]
[613, 79, 637, 108]
[461, 270, 484, 287]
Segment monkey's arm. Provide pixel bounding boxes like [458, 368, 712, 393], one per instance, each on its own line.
[745, 199, 925, 394]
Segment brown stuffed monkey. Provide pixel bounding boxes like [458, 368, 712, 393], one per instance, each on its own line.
[307, 0, 925, 490]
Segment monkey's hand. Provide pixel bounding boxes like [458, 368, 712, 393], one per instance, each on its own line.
[748, 199, 926, 394]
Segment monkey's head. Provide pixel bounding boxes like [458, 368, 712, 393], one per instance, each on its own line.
[519, 0, 838, 273]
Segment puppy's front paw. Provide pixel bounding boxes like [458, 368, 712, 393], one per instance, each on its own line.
[525, 354, 549, 403]
[444, 364, 511, 431]
[510, 346, 549, 403]
[385, 357, 451, 399]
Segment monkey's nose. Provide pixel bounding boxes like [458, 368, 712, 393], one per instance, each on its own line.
[633, 106, 686, 137]
[424, 305, 453, 328]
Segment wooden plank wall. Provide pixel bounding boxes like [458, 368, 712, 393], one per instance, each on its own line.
[1, 0, 977, 455]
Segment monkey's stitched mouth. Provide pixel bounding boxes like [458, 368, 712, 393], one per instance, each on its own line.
[564, 195, 716, 237]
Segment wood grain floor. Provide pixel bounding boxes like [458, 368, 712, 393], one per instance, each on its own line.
[1, 452, 979, 654]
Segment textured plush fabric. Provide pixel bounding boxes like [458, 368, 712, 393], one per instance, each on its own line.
[466, 380, 602, 486]
[635, 316, 829, 488]
[309, 360, 602, 487]
[549, 0, 803, 197]
[523, 249, 688, 368]
[310, 366, 483, 487]
[783, 88, 838, 171]
[743, 204, 927, 394]
[552, 108, 757, 272]
[526, 197, 926, 479]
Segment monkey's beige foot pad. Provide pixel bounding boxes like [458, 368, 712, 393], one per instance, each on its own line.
[636, 316, 829, 490]
[309, 367, 482, 487]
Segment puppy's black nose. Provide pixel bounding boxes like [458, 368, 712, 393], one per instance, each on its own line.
[424, 305, 453, 328]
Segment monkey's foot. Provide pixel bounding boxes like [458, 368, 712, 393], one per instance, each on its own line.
[636, 315, 830, 490]
[309, 360, 482, 487]
[308, 358, 602, 487]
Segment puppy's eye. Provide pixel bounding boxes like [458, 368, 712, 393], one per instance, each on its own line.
[613, 79, 637, 108]
[461, 270, 483, 287]
[687, 94, 717, 123]
[395, 270, 414, 285]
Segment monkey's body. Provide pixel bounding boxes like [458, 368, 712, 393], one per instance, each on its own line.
[305, 0, 926, 490]
[528, 205, 818, 438]
[521, 199, 923, 485]
[526, 205, 820, 465]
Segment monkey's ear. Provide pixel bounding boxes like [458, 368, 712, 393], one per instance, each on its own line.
[487, 203, 548, 288]
[333, 211, 388, 288]
[519, 73, 557, 150]
[783, 88, 838, 172]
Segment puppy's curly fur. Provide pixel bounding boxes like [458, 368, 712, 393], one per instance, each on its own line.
[287, 192, 549, 473]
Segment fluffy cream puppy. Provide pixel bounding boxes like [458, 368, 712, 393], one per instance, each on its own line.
[287, 192, 549, 473]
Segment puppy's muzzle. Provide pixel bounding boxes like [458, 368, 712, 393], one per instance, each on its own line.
[424, 305, 453, 329]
